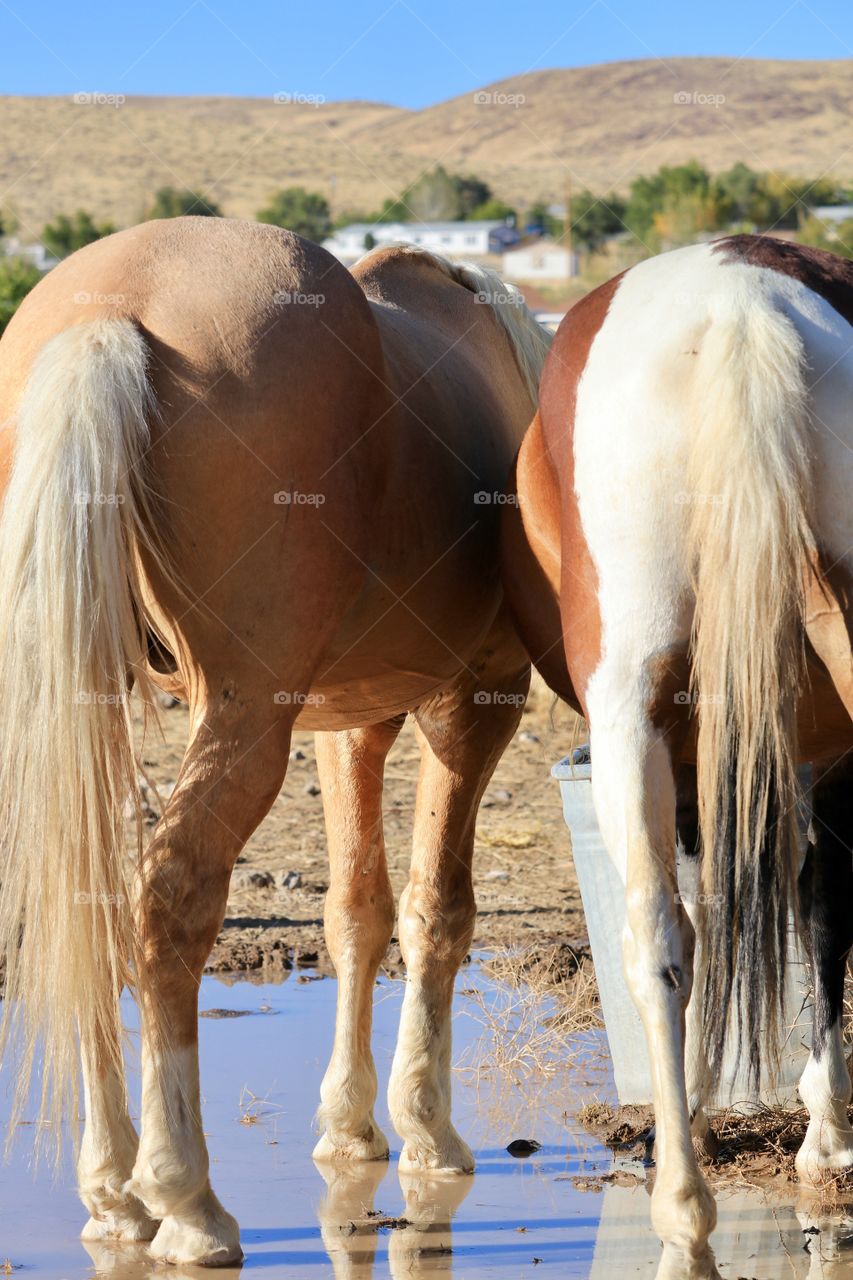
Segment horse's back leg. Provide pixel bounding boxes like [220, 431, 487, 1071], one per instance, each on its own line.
[388, 610, 529, 1174]
[78, 1037, 158, 1241]
[313, 716, 404, 1162]
[585, 633, 718, 1277]
[796, 755, 853, 1182]
[127, 686, 296, 1265]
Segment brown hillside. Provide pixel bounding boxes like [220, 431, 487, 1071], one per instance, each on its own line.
[1, 57, 851, 238]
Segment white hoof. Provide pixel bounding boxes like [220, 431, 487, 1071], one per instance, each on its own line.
[796, 1126, 853, 1186]
[656, 1246, 720, 1280]
[148, 1191, 242, 1266]
[398, 1129, 474, 1176]
[313, 1124, 390, 1163]
[81, 1203, 158, 1243]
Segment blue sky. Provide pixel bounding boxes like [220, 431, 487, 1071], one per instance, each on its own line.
[2, 0, 851, 107]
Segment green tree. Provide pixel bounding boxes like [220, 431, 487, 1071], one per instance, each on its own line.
[41, 209, 115, 259]
[406, 166, 462, 220]
[146, 187, 222, 219]
[797, 215, 853, 259]
[0, 257, 42, 335]
[625, 160, 721, 244]
[566, 190, 626, 251]
[453, 175, 492, 217]
[256, 187, 332, 242]
[468, 197, 516, 222]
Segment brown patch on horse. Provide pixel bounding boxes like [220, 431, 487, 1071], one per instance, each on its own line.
[800, 551, 853, 758]
[714, 235, 853, 328]
[644, 648, 696, 765]
[536, 272, 626, 716]
[501, 416, 579, 710]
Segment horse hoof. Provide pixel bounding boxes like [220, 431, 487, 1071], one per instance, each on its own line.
[398, 1132, 474, 1176]
[81, 1204, 159, 1242]
[148, 1195, 242, 1267]
[313, 1128, 390, 1163]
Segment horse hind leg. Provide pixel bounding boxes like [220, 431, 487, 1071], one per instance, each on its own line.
[796, 755, 853, 1184]
[388, 613, 530, 1175]
[127, 690, 294, 1266]
[313, 717, 404, 1163]
[77, 1038, 158, 1242]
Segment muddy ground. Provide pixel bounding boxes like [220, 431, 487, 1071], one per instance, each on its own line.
[135, 675, 588, 978]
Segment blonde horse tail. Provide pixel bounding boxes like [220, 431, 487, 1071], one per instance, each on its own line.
[688, 288, 814, 1082]
[0, 317, 169, 1158]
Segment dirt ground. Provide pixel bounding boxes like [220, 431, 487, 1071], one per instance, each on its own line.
[135, 674, 588, 978]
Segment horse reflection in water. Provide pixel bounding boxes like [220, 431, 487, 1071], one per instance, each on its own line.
[317, 1162, 472, 1278]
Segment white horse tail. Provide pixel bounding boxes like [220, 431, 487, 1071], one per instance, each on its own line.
[0, 318, 170, 1157]
[688, 286, 814, 1081]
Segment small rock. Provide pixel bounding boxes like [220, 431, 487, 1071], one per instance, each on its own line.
[519, 730, 540, 744]
[485, 869, 510, 882]
[278, 870, 302, 890]
[232, 869, 275, 891]
[506, 1138, 541, 1158]
[304, 782, 321, 797]
[155, 691, 181, 710]
[290, 748, 306, 762]
[199, 1008, 251, 1019]
[483, 788, 512, 808]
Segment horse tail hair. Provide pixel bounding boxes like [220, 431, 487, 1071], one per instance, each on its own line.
[688, 286, 814, 1082]
[0, 317, 171, 1160]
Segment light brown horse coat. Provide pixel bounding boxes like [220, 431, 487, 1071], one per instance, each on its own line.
[0, 218, 548, 1265]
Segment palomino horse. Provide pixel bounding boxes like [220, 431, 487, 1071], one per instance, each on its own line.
[0, 218, 549, 1265]
[505, 234, 853, 1279]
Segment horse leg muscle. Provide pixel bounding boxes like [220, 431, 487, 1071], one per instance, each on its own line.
[313, 717, 404, 1162]
[796, 755, 853, 1183]
[388, 614, 529, 1174]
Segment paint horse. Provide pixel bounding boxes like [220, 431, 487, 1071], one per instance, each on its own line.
[0, 218, 550, 1266]
[505, 235, 853, 1279]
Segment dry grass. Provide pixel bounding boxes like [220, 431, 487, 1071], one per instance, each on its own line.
[456, 943, 602, 1085]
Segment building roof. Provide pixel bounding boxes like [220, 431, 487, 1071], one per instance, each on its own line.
[332, 220, 506, 236]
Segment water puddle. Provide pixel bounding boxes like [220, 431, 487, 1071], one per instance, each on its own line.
[0, 964, 850, 1277]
